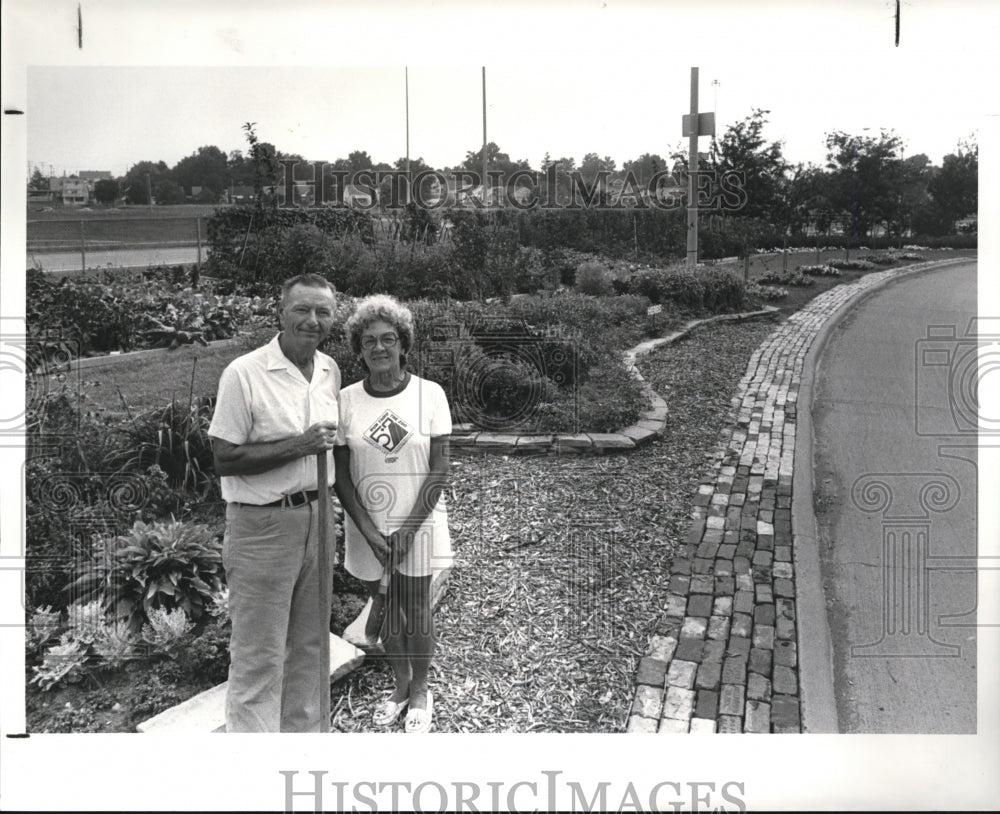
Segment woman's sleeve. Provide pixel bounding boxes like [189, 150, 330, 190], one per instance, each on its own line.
[429, 382, 452, 437]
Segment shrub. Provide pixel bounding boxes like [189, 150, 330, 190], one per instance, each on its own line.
[71, 518, 225, 636]
[797, 264, 842, 277]
[860, 254, 900, 266]
[827, 258, 876, 271]
[757, 270, 815, 287]
[745, 282, 788, 302]
[106, 397, 217, 498]
[628, 264, 745, 314]
[575, 261, 613, 296]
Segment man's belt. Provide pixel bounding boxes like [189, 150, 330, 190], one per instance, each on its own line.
[239, 489, 321, 509]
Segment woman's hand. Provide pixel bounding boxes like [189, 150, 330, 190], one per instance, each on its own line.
[365, 530, 392, 567]
[387, 528, 416, 569]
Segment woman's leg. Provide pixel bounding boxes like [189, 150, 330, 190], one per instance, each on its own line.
[395, 573, 434, 710]
[365, 577, 410, 703]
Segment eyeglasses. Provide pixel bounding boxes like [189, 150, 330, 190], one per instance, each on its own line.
[360, 332, 399, 350]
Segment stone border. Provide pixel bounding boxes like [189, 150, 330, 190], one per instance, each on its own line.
[449, 307, 779, 455]
[626, 257, 974, 734]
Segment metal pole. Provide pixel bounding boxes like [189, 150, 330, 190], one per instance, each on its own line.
[482, 67, 488, 209]
[316, 452, 331, 732]
[196, 217, 203, 276]
[79, 220, 86, 272]
[405, 67, 411, 206]
[686, 67, 699, 268]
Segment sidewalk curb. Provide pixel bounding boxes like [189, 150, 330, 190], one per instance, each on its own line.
[792, 256, 973, 733]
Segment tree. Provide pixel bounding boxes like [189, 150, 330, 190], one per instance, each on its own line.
[28, 167, 49, 193]
[123, 160, 170, 204]
[928, 138, 977, 228]
[824, 129, 903, 240]
[153, 179, 185, 205]
[462, 142, 530, 176]
[579, 153, 616, 183]
[622, 153, 667, 187]
[94, 178, 120, 205]
[172, 145, 230, 197]
[711, 109, 788, 224]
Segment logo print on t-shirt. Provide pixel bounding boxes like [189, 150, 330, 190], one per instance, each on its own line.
[363, 409, 413, 456]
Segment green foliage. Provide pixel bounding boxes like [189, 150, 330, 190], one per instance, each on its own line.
[141, 606, 195, 658]
[205, 205, 374, 291]
[797, 264, 842, 276]
[29, 601, 135, 691]
[757, 270, 815, 287]
[575, 261, 613, 296]
[627, 264, 746, 313]
[745, 281, 789, 302]
[71, 518, 224, 636]
[25, 269, 269, 357]
[827, 258, 875, 271]
[107, 395, 217, 497]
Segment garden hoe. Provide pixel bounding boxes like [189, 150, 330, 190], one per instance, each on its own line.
[316, 451, 332, 733]
[364, 543, 393, 647]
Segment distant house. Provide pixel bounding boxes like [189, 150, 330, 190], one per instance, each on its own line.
[343, 183, 375, 208]
[59, 177, 89, 205]
[78, 170, 112, 185]
[228, 185, 255, 203]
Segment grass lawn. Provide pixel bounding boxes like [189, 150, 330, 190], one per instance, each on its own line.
[76, 324, 274, 417]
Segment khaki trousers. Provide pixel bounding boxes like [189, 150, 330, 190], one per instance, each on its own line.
[222, 499, 334, 732]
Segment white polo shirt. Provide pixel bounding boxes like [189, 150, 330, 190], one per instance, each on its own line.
[209, 333, 341, 504]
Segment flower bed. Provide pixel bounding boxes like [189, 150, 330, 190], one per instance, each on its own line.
[796, 264, 842, 277]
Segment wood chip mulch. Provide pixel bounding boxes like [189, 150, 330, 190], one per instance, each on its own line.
[330, 315, 782, 732]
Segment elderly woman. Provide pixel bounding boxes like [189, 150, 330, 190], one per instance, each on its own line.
[333, 294, 452, 733]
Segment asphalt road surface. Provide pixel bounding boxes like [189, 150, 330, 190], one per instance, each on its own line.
[28, 246, 201, 273]
[812, 261, 979, 733]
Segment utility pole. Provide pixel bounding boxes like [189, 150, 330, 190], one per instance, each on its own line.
[682, 68, 714, 268]
[405, 67, 411, 206]
[482, 67, 488, 209]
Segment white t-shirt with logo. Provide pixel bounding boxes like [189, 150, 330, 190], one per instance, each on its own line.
[335, 373, 453, 580]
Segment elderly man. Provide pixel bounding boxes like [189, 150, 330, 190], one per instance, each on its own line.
[208, 272, 341, 732]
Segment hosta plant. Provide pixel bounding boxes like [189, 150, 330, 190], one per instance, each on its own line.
[70, 519, 224, 636]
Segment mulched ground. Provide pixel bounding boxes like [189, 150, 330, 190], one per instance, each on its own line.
[329, 313, 783, 732]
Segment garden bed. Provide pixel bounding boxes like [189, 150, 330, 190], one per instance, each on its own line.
[24, 314, 781, 732]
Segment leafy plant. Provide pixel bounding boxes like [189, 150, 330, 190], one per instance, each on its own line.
[71, 519, 224, 636]
[827, 258, 876, 271]
[142, 606, 195, 657]
[757, 270, 815, 287]
[29, 601, 135, 690]
[797, 264, 842, 277]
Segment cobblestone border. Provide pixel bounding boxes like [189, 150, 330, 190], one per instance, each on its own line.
[626, 257, 974, 734]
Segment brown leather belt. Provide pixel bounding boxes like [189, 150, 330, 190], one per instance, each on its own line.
[239, 489, 320, 509]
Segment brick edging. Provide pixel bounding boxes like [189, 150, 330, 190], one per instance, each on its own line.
[626, 257, 975, 734]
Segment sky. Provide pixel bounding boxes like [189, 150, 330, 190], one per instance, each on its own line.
[3, 1, 1000, 812]
[18, 2, 999, 180]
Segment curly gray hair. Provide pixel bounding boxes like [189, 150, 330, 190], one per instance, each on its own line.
[344, 294, 415, 369]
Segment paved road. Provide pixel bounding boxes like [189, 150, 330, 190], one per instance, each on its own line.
[28, 246, 202, 273]
[812, 261, 978, 733]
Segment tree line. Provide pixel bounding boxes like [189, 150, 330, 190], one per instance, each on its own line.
[28, 112, 977, 239]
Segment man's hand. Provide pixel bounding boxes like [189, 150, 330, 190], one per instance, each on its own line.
[299, 420, 339, 455]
